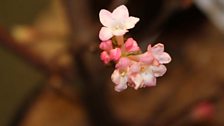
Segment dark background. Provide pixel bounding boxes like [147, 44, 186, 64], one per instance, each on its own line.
[1, 0, 224, 126]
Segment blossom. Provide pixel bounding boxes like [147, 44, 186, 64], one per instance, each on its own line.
[112, 61, 164, 91]
[111, 69, 128, 92]
[99, 5, 140, 41]
[139, 43, 171, 65]
[151, 65, 167, 77]
[112, 59, 161, 90]
[148, 43, 171, 64]
[129, 63, 156, 90]
[98, 5, 171, 92]
[108, 43, 170, 91]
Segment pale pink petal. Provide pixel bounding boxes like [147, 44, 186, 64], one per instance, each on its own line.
[99, 40, 113, 51]
[137, 66, 157, 87]
[110, 48, 121, 61]
[112, 29, 128, 36]
[111, 69, 120, 84]
[151, 65, 167, 77]
[151, 43, 171, 64]
[141, 71, 156, 87]
[130, 74, 143, 90]
[144, 76, 156, 87]
[129, 62, 141, 73]
[100, 51, 111, 64]
[125, 16, 140, 29]
[139, 52, 154, 64]
[147, 44, 152, 51]
[111, 70, 128, 92]
[156, 52, 171, 64]
[116, 57, 131, 69]
[99, 27, 113, 41]
[152, 43, 164, 55]
[99, 9, 113, 27]
[112, 5, 129, 20]
[115, 83, 128, 92]
[124, 38, 140, 52]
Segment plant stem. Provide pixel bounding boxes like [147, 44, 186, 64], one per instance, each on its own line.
[116, 35, 124, 46]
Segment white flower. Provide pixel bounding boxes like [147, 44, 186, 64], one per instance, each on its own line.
[99, 5, 140, 41]
[111, 59, 168, 91]
[111, 69, 128, 92]
[139, 43, 172, 65]
[130, 64, 156, 90]
[148, 43, 172, 64]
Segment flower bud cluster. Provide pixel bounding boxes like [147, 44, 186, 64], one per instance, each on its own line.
[99, 5, 171, 92]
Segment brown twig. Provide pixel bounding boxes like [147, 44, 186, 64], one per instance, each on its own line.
[61, 0, 121, 125]
[0, 26, 50, 73]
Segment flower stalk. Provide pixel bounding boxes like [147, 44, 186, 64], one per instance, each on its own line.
[115, 35, 124, 46]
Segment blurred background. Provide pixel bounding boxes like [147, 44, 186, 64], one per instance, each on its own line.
[1, 0, 224, 126]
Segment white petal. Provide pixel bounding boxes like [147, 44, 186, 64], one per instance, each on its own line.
[125, 16, 140, 29]
[111, 70, 128, 92]
[131, 74, 143, 90]
[129, 62, 141, 73]
[146, 77, 156, 87]
[112, 5, 129, 20]
[99, 27, 113, 41]
[112, 29, 128, 36]
[139, 52, 154, 65]
[156, 52, 172, 64]
[152, 43, 164, 55]
[99, 9, 113, 27]
[151, 65, 167, 77]
[115, 82, 127, 92]
[115, 75, 128, 92]
[141, 72, 156, 87]
[111, 70, 120, 84]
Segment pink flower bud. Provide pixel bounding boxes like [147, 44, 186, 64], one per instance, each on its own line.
[124, 38, 140, 52]
[100, 51, 111, 64]
[99, 40, 113, 51]
[110, 48, 121, 61]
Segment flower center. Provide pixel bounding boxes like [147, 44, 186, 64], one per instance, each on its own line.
[120, 71, 127, 77]
[113, 23, 125, 30]
[140, 66, 145, 72]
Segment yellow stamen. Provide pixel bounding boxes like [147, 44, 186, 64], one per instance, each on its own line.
[121, 71, 126, 77]
[140, 66, 145, 72]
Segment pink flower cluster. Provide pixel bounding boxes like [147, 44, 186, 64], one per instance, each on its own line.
[99, 5, 171, 92]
